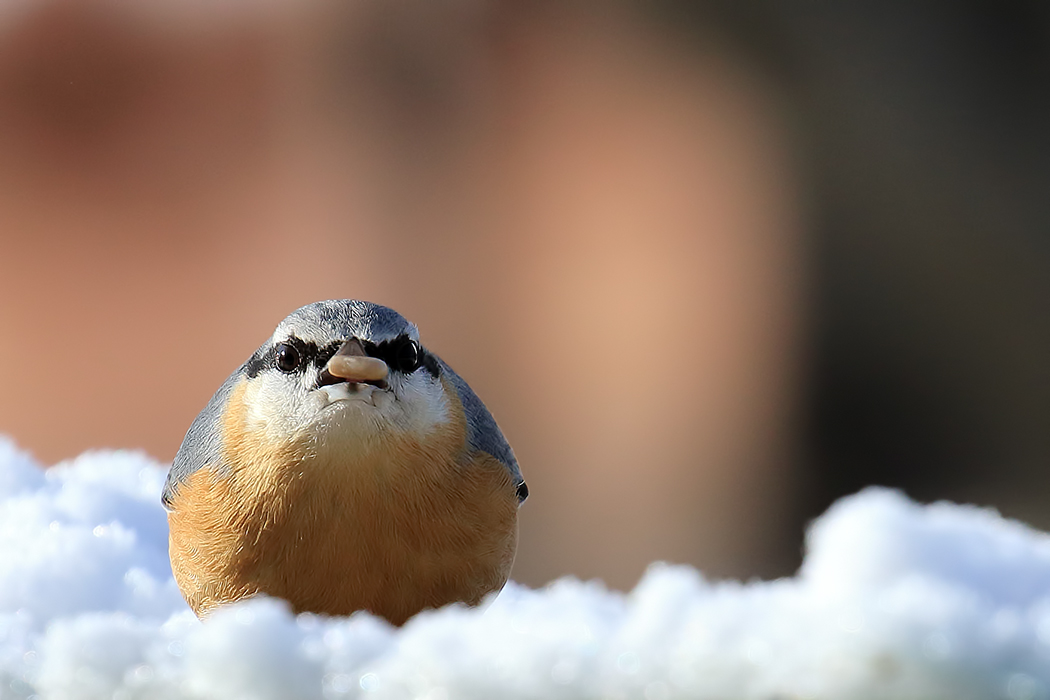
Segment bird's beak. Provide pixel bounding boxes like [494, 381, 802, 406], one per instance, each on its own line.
[321, 338, 389, 387]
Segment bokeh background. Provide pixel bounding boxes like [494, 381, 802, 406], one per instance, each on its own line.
[1, 0, 1047, 591]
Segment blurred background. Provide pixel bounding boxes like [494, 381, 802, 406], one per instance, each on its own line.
[1, 0, 1048, 590]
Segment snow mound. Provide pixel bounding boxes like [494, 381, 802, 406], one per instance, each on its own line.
[2, 436, 1050, 699]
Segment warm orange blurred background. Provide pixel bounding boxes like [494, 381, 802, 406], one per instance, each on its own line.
[2, 0, 1048, 590]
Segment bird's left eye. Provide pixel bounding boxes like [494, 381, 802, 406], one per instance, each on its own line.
[394, 339, 421, 373]
[275, 343, 301, 373]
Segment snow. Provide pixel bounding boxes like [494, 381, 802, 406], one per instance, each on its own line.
[2, 435, 1050, 699]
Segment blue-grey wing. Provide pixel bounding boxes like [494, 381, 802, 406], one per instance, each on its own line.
[436, 357, 526, 502]
[162, 370, 240, 510]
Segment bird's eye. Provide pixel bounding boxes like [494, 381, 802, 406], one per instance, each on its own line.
[394, 339, 421, 373]
[275, 343, 301, 373]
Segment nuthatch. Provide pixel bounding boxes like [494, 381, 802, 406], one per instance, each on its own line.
[163, 300, 527, 625]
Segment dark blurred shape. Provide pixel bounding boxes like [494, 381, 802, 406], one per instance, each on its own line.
[775, 4, 1050, 529]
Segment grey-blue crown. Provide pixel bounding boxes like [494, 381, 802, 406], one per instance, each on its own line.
[276, 300, 419, 346]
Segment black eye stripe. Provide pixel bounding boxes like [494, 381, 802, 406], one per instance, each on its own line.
[420, 351, 441, 378]
[314, 341, 342, 368]
[361, 335, 440, 377]
[364, 336, 417, 374]
[247, 335, 441, 379]
[245, 345, 275, 379]
[245, 337, 322, 377]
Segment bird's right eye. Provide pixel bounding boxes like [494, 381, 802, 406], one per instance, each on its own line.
[275, 343, 301, 373]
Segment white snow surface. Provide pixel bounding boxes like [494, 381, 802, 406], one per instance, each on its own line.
[2, 437, 1050, 699]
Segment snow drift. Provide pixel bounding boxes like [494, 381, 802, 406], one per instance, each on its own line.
[2, 435, 1049, 699]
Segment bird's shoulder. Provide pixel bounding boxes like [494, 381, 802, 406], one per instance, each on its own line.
[436, 357, 526, 501]
[162, 369, 242, 510]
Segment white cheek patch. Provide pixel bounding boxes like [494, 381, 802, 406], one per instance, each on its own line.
[242, 369, 451, 455]
[384, 371, 451, 437]
[240, 373, 319, 443]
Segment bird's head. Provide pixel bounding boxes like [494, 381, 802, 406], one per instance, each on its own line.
[236, 300, 452, 450]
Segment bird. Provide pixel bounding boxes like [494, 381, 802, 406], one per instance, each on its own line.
[162, 300, 527, 625]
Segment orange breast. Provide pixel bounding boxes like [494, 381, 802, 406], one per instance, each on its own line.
[167, 378, 519, 625]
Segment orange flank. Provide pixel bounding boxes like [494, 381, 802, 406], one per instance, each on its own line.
[167, 377, 519, 625]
